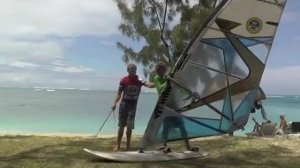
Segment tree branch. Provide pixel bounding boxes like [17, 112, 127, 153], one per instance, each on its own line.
[148, 0, 172, 63]
[213, 0, 218, 8]
[148, 0, 163, 30]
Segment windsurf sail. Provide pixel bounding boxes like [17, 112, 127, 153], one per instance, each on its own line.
[140, 0, 287, 148]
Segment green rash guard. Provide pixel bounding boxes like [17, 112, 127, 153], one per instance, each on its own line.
[153, 75, 166, 95]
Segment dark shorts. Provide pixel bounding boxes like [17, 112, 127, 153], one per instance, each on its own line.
[162, 116, 187, 139]
[118, 100, 137, 129]
[163, 116, 184, 128]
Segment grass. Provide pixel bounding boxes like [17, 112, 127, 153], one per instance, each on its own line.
[0, 135, 300, 168]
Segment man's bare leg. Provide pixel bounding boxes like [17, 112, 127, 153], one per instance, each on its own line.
[184, 139, 191, 150]
[126, 126, 132, 151]
[114, 126, 124, 151]
[179, 126, 191, 151]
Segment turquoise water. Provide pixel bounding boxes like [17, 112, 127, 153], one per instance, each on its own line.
[0, 87, 299, 137]
[0, 87, 157, 135]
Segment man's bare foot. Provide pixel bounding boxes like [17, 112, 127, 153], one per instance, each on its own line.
[190, 147, 199, 152]
[125, 145, 130, 151]
[113, 146, 120, 151]
[162, 147, 172, 154]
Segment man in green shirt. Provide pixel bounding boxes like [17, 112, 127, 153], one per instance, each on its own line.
[153, 62, 167, 95]
[154, 62, 193, 152]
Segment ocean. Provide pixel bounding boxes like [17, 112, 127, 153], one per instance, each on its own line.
[0, 87, 299, 137]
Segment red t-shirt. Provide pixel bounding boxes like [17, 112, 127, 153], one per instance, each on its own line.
[118, 75, 144, 102]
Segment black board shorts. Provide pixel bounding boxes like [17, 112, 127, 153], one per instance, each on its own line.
[162, 116, 187, 139]
[163, 116, 184, 128]
[118, 100, 137, 129]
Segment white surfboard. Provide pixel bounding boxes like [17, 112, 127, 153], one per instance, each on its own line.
[84, 148, 207, 162]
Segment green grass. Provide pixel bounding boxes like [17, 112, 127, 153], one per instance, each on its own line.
[0, 135, 300, 168]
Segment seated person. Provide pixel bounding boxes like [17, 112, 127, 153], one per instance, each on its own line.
[246, 118, 276, 136]
[278, 114, 288, 134]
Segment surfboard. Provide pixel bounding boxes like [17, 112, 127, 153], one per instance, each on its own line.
[83, 148, 207, 162]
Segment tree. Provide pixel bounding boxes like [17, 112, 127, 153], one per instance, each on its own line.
[115, 0, 218, 79]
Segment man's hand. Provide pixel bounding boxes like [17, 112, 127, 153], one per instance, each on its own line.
[111, 104, 116, 111]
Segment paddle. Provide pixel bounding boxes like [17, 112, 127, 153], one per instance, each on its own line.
[112, 109, 116, 121]
[94, 109, 114, 138]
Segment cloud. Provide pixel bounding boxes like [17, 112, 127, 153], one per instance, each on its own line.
[0, 0, 124, 89]
[0, 0, 121, 38]
[0, 39, 75, 71]
[0, 38, 103, 88]
[9, 61, 39, 69]
[0, 40, 63, 60]
[261, 66, 300, 95]
[52, 66, 93, 73]
[0, 64, 120, 90]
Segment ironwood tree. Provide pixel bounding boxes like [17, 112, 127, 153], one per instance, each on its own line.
[115, 0, 218, 79]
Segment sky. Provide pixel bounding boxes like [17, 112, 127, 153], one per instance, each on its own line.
[0, 0, 299, 95]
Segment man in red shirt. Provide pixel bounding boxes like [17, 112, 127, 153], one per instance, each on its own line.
[111, 63, 154, 151]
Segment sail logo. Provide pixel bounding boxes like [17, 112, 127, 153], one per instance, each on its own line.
[246, 17, 263, 34]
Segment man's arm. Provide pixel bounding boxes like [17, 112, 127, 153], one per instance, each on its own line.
[252, 117, 261, 127]
[111, 91, 121, 111]
[143, 81, 155, 88]
[111, 81, 123, 111]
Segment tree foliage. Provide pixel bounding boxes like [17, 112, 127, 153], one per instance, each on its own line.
[115, 0, 218, 79]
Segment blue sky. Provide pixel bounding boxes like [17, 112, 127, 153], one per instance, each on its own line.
[0, 0, 299, 95]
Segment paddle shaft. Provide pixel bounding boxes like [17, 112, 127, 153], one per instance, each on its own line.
[95, 110, 114, 138]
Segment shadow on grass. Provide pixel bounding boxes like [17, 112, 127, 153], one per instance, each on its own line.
[0, 135, 33, 140]
[0, 136, 299, 168]
[0, 136, 114, 167]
